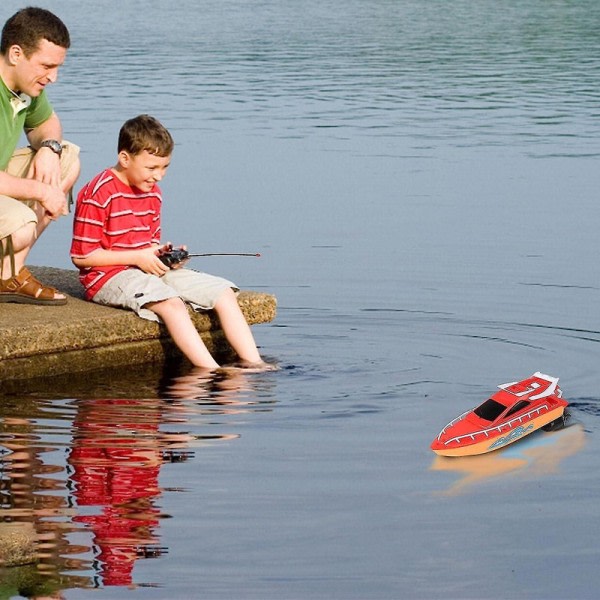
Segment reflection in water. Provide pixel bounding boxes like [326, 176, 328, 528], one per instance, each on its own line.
[0, 412, 92, 598]
[430, 423, 586, 496]
[68, 398, 169, 587]
[164, 366, 277, 410]
[0, 367, 275, 594]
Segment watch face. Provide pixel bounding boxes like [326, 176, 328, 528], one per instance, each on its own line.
[41, 140, 62, 155]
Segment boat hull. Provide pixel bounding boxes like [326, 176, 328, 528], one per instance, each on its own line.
[431, 406, 566, 457]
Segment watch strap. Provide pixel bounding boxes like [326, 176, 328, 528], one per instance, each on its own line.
[40, 139, 63, 156]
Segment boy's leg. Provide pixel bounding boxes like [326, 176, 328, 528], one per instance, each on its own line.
[162, 269, 264, 364]
[148, 297, 219, 369]
[212, 288, 262, 364]
[93, 269, 220, 369]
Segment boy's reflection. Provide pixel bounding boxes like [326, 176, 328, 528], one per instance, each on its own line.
[68, 398, 166, 587]
[67, 367, 262, 587]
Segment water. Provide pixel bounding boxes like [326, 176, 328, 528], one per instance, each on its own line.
[1, 0, 600, 598]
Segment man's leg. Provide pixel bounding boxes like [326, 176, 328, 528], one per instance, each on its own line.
[0, 194, 38, 278]
[8, 142, 81, 193]
[2, 222, 36, 276]
[0, 142, 80, 299]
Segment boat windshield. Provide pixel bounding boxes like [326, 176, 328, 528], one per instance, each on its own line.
[473, 399, 506, 421]
[504, 399, 530, 418]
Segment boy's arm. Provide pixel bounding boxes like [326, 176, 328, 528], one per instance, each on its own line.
[72, 246, 169, 277]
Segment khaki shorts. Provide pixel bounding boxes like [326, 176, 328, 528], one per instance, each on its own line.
[0, 141, 80, 239]
[93, 267, 239, 323]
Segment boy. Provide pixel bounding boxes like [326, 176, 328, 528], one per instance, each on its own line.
[70, 114, 270, 370]
[0, 7, 80, 304]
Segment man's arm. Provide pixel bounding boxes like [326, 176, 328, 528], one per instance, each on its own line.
[0, 169, 66, 219]
[26, 111, 63, 149]
[0, 111, 67, 218]
[25, 112, 64, 189]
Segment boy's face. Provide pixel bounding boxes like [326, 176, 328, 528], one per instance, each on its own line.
[118, 150, 171, 192]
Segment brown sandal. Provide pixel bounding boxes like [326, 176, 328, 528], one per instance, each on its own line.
[0, 266, 67, 305]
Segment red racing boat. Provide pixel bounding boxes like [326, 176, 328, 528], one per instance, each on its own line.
[431, 372, 569, 457]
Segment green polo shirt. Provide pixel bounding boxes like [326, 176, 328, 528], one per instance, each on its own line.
[0, 75, 53, 170]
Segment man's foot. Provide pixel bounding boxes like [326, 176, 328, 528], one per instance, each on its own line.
[0, 266, 67, 305]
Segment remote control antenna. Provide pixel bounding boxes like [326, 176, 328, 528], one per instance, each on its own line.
[159, 249, 261, 267]
[187, 253, 261, 257]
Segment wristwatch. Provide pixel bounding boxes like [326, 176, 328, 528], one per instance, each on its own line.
[40, 139, 63, 157]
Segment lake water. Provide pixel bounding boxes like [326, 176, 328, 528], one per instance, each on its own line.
[1, 0, 600, 598]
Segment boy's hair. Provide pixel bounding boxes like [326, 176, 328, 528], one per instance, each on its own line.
[1, 7, 70, 57]
[118, 115, 174, 157]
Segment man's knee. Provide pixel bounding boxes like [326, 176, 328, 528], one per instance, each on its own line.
[4, 221, 37, 252]
[59, 141, 81, 185]
[0, 196, 38, 241]
[5, 141, 81, 185]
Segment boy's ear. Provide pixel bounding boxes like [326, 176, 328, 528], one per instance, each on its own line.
[117, 150, 130, 167]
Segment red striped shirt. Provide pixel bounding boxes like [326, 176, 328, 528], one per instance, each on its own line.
[70, 169, 162, 299]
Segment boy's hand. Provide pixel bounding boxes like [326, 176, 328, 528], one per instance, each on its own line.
[158, 243, 189, 269]
[137, 247, 169, 276]
[170, 245, 190, 269]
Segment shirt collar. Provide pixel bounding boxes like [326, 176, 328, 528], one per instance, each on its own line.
[0, 76, 31, 118]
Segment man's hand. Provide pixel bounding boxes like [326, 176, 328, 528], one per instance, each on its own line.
[28, 146, 61, 187]
[39, 184, 68, 219]
[28, 148, 68, 218]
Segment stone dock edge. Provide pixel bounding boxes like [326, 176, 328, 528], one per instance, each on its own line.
[0, 266, 277, 382]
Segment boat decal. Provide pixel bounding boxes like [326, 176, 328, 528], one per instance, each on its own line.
[488, 425, 534, 450]
[498, 371, 560, 401]
[441, 403, 551, 447]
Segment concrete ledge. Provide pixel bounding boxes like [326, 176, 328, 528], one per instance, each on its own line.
[0, 267, 277, 381]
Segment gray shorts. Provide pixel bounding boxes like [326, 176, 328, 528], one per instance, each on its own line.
[93, 267, 238, 322]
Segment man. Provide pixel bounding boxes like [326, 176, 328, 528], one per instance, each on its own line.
[0, 7, 80, 305]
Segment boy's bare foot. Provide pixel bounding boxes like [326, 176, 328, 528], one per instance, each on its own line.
[221, 360, 280, 373]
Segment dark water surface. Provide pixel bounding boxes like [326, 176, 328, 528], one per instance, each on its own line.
[2, 1, 600, 598]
